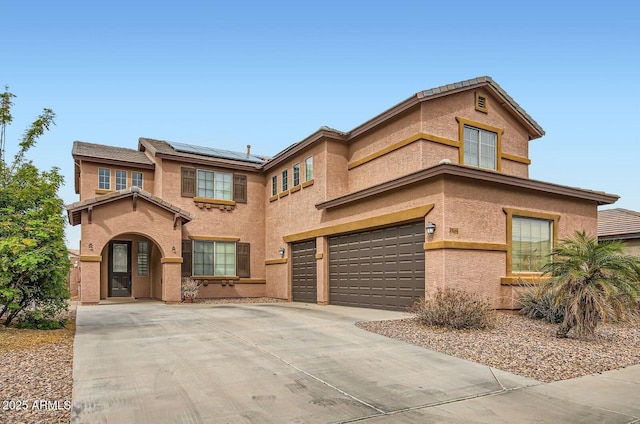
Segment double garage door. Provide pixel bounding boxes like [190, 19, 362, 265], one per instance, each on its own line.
[292, 222, 425, 311]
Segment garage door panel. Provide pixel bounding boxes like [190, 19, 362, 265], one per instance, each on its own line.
[292, 240, 317, 303]
[329, 221, 425, 311]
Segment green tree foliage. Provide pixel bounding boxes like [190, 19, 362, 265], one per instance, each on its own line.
[0, 86, 69, 326]
[542, 231, 640, 339]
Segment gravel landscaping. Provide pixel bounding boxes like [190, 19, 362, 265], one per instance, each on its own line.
[357, 312, 640, 382]
[1, 299, 639, 424]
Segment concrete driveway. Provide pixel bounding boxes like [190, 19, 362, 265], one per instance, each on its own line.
[71, 301, 639, 423]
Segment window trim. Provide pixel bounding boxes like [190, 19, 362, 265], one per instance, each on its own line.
[132, 171, 143, 189]
[456, 117, 503, 172]
[304, 156, 313, 181]
[98, 168, 111, 190]
[192, 239, 237, 277]
[281, 169, 288, 191]
[292, 163, 300, 188]
[271, 175, 278, 196]
[503, 208, 560, 276]
[137, 241, 149, 276]
[196, 169, 233, 200]
[115, 169, 127, 190]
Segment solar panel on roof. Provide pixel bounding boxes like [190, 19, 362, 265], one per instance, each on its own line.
[170, 142, 267, 164]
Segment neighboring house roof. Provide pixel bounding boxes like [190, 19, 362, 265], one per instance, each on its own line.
[316, 163, 618, 210]
[139, 138, 268, 171]
[598, 208, 640, 240]
[72, 141, 155, 168]
[66, 187, 195, 226]
[68, 249, 80, 257]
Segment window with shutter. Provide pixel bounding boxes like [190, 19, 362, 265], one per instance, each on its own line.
[233, 174, 247, 203]
[181, 240, 192, 277]
[236, 242, 250, 278]
[181, 168, 196, 197]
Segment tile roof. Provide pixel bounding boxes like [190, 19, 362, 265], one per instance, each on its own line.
[66, 187, 194, 226]
[72, 141, 154, 167]
[417, 76, 545, 137]
[139, 138, 268, 169]
[598, 208, 640, 239]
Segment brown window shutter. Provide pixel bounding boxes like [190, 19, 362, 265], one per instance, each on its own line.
[181, 240, 192, 277]
[236, 242, 250, 278]
[233, 174, 247, 203]
[181, 167, 196, 197]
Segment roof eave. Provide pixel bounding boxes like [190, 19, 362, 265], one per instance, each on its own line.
[262, 129, 348, 171]
[72, 154, 156, 170]
[316, 164, 618, 210]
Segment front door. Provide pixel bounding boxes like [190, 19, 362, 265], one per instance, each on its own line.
[109, 241, 132, 297]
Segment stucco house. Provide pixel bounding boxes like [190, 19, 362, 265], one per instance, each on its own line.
[598, 208, 640, 256]
[66, 76, 618, 311]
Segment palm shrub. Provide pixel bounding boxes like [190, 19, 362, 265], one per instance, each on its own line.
[542, 231, 640, 339]
[518, 283, 565, 324]
[409, 288, 496, 330]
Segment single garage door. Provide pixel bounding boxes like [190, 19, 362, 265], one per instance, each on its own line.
[292, 240, 317, 303]
[329, 222, 425, 311]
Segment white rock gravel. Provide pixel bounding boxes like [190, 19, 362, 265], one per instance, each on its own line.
[357, 312, 640, 382]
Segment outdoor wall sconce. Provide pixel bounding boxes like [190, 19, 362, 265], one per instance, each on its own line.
[278, 247, 286, 257]
[425, 222, 436, 235]
[88, 243, 94, 251]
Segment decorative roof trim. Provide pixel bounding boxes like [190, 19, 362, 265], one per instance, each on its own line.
[315, 164, 618, 210]
[66, 187, 194, 226]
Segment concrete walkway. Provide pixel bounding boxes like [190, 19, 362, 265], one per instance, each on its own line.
[71, 301, 640, 423]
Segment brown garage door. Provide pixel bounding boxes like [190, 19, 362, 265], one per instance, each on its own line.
[329, 222, 425, 311]
[292, 240, 317, 303]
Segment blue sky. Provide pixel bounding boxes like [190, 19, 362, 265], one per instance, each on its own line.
[4, 0, 639, 248]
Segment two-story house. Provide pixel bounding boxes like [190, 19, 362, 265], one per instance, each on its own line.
[67, 76, 618, 310]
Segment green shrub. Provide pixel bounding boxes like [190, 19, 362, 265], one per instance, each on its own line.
[518, 285, 565, 324]
[16, 309, 67, 330]
[409, 288, 496, 330]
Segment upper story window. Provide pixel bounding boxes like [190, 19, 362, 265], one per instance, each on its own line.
[512, 216, 553, 273]
[271, 175, 278, 196]
[293, 163, 300, 187]
[281, 169, 288, 191]
[182, 167, 246, 204]
[197, 170, 232, 200]
[304, 156, 313, 181]
[464, 125, 497, 170]
[132, 172, 143, 189]
[115, 170, 127, 190]
[98, 168, 110, 190]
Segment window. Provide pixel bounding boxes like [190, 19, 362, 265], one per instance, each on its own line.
[512, 217, 553, 273]
[193, 240, 236, 276]
[304, 156, 313, 181]
[197, 170, 232, 200]
[137, 242, 148, 276]
[271, 175, 278, 196]
[98, 168, 110, 190]
[182, 240, 250, 278]
[292, 163, 300, 187]
[281, 169, 288, 191]
[132, 172, 143, 189]
[464, 125, 497, 170]
[182, 168, 245, 202]
[115, 170, 127, 190]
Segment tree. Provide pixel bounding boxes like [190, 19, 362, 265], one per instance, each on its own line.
[542, 231, 640, 339]
[0, 86, 69, 327]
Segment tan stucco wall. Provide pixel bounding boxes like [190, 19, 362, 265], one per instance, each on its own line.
[158, 160, 267, 281]
[621, 239, 640, 257]
[78, 197, 183, 303]
[78, 161, 155, 200]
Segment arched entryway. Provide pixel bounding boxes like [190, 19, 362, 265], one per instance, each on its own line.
[99, 233, 164, 300]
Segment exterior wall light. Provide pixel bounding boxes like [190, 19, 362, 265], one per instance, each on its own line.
[425, 222, 436, 235]
[278, 247, 286, 257]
